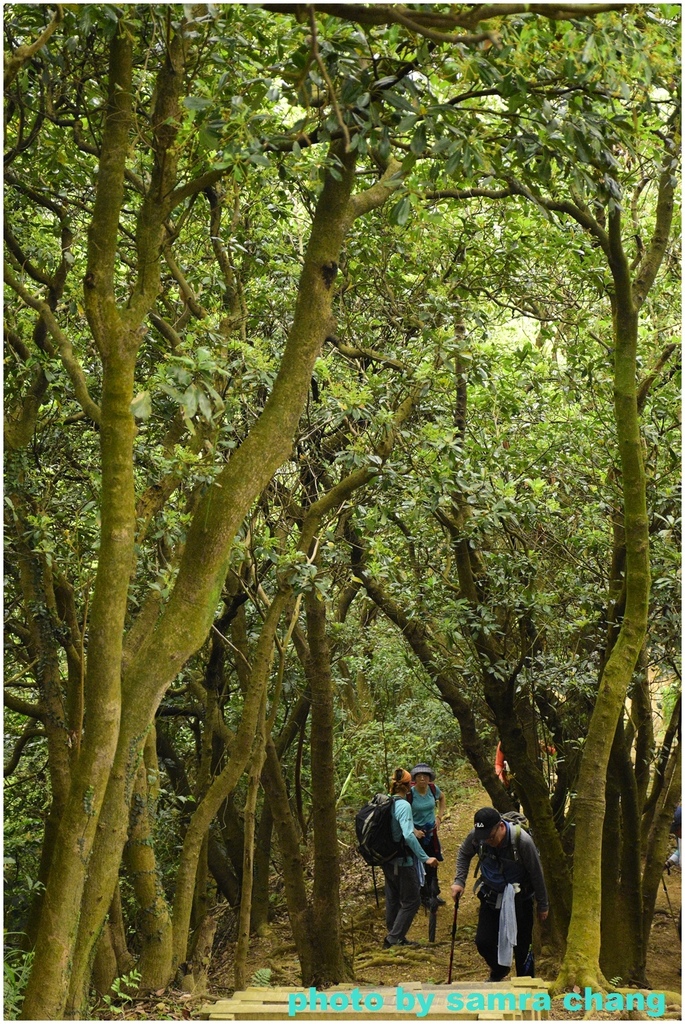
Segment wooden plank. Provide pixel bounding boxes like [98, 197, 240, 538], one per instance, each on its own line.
[199, 982, 550, 1021]
[204, 1013, 527, 1022]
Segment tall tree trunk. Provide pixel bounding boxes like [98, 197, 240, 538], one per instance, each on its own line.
[303, 589, 351, 985]
[124, 760, 174, 991]
[553, 215, 650, 994]
[600, 718, 644, 985]
[251, 802, 274, 936]
[235, 694, 267, 990]
[261, 738, 314, 982]
[170, 591, 286, 970]
[19, 38, 402, 1002]
[642, 695, 681, 841]
[640, 742, 681, 974]
[20, 344, 138, 1016]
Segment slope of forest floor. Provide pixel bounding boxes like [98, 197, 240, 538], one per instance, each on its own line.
[95, 766, 682, 1019]
[200, 766, 682, 1020]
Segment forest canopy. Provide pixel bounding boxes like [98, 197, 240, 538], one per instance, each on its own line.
[3, 2, 681, 1019]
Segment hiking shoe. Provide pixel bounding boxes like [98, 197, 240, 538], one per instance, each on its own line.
[436, 896, 446, 906]
[486, 970, 510, 983]
[399, 938, 420, 946]
[383, 938, 396, 949]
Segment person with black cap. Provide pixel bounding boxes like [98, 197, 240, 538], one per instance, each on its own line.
[450, 807, 549, 982]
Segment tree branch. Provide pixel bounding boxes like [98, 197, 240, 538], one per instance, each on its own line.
[163, 249, 208, 319]
[308, 7, 351, 152]
[633, 150, 678, 309]
[262, 4, 625, 34]
[636, 342, 679, 413]
[4, 5, 63, 89]
[505, 175, 612, 259]
[327, 333, 405, 371]
[82, 29, 132, 347]
[4, 266, 101, 424]
[344, 157, 403, 227]
[4, 724, 46, 777]
[4, 688, 44, 721]
[4, 221, 54, 288]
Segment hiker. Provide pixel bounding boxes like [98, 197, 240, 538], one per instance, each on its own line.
[409, 763, 446, 908]
[382, 769, 438, 948]
[495, 743, 511, 789]
[450, 807, 549, 982]
[665, 804, 681, 870]
[495, 743, 521, 810]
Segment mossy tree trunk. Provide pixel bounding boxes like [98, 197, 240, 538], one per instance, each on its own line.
[251, 803, 275, 936]
[599, 720, 645, 985]
[170, 590, 287, 971]
[234, 693, 268, 991]
[20, 28, 137, 1018]
[9, 536, 74, 947]
[640, 742, 681, 971]
[251, 695, 311, 936]
[302, 588, 351, 985]
[551, 155, 675, 994]
[261, 737, 316, 982]
[16, 13, 405, 999]
[641, 694, 681, 842]
[123, 757, 174, 992]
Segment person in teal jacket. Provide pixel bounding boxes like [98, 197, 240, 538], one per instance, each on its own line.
[409, 763, 446, 907]
[382, 769, 438, 948]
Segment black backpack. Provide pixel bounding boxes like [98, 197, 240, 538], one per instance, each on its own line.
[355, 794, 407, 866]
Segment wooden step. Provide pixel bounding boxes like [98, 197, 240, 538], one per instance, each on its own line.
[199, 979, 551, 1020]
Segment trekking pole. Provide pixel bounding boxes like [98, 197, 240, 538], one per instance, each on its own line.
[447, 892, 460, 985]
[428, 870, 439, 943]
[661, 872, 681, 940]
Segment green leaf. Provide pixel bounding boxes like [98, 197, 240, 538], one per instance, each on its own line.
[410, 124, 427, 155]
[389, 195, 411, 227]
[130, 391, 152, 420]
[183, 386, 198, 419]
[183, 96, 213, 111]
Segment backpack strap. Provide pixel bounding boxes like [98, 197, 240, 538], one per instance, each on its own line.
[409, 782, 438, 804]
[472, 835, 485, 879]
[511, 823, 521, 861]
[472, 821, 519, 879]
[390, 798, 409, 859]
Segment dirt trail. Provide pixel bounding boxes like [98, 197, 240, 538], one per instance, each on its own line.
[207, 766, 682, 1012]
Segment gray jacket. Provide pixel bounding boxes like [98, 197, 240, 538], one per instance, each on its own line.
[453, 823, 549, 912]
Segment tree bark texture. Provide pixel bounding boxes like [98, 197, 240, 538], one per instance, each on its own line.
[553, 210, 652, 994]
[21, 31, 136, 1018]
[18, 47, 404, 1006]
[303, 589, 351, 985]
[234, 694, 268, 990]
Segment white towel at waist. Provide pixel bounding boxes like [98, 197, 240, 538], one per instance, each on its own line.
[497, 882, 519, 967]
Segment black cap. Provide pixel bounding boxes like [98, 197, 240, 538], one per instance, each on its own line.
[474, 807, 502, 836]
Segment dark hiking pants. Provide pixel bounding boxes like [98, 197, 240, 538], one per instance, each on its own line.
[475, 891, 534, 976]
[382, 861, 420, 945]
